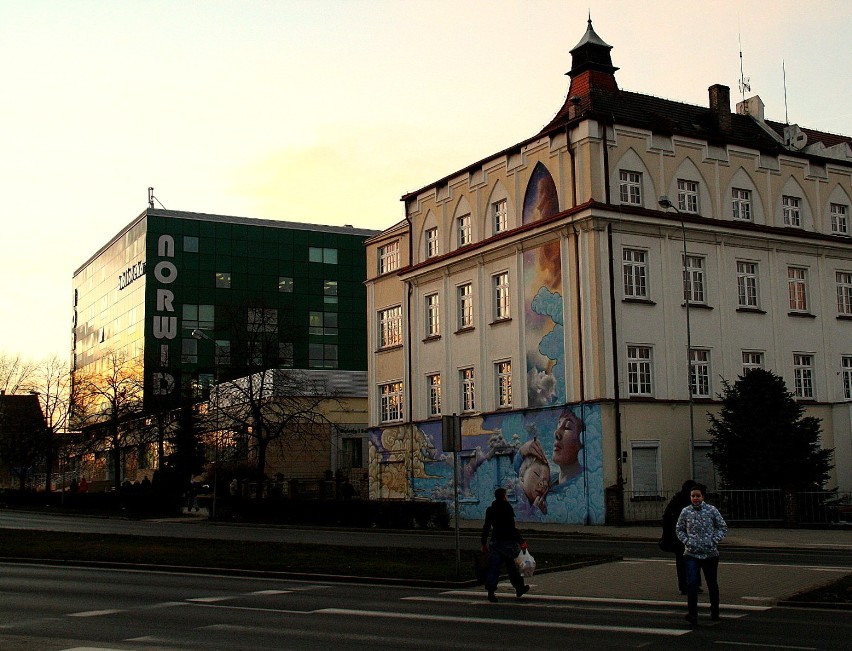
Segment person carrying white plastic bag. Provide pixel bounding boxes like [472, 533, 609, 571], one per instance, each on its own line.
[480, 487, 531, 603]
[515, 547, 536, 577]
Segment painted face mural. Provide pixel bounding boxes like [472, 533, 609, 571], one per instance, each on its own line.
[368, 405, 604, 524]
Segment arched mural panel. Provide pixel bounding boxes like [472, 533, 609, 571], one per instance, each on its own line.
[523, 162, 559, 224]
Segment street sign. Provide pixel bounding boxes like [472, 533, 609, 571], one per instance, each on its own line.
[442, 414, 461, 452]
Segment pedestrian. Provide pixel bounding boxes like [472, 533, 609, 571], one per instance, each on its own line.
[661, 479, 702, 594]
[480, 487, 530, 603]
[676, 483, 727, 625]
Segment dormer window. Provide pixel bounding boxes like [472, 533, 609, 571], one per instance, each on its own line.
[493, 199, 508, 233]
[831, 203, 849, 235]
[458, 214, 471, 246]
[783, 196, 802, 228]
[425, 227, 439, 258]
[619, 170, 642, 205]
[677, 179, 699, 214]
[732, 188, 752, 221]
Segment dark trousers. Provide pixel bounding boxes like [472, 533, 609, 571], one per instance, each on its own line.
[675, 549, 701, 592]
[485, 540, 524, 593]
[685, 556, 720, 618]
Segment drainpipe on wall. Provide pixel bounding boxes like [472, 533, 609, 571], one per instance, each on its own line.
[572, 224, 590, 524]
[405, 211, 415, 500]
[607, 223, 625, 522]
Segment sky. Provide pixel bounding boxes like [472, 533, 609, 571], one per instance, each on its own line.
[2, 0, 850, 362]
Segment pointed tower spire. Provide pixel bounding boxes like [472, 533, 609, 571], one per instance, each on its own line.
[567, 16, 618, 90]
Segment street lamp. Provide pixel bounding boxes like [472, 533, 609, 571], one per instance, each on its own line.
[658, 196, 696, 481]
[192, 328, 220, 517]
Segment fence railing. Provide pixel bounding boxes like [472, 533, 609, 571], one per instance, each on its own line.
[623, 488, 852, 527]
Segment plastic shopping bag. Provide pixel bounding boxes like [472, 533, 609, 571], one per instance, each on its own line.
[515, 548, 536, 577]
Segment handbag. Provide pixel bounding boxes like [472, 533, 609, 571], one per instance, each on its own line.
[473, 550, 489, 584]
[515, 548, 536, 577]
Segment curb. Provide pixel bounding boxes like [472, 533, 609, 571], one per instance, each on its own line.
[776, 600, 852, 610]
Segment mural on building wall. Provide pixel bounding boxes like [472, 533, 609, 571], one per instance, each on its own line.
[524, 240, 566, 407]
[523, 162, 560, 225]
[367, 404, 604, 524]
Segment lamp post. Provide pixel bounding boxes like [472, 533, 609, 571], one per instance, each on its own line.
[192, 328, 220, 517]
[658, 196, 696, 480]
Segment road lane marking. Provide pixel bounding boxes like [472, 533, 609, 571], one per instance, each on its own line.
[713, 642, 817, 650]
[445, 591, 771, 611]
[68, 609, 123, 617]
[187, 596, 232, 602]
[314, 607, 690, 636]
[624, 557, 851, 572]
[251, 590, 291, 595]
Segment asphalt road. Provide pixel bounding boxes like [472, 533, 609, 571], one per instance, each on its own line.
[1, 563, 849, 651]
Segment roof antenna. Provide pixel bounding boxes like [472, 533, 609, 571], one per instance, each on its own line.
[147, 187, 166, 210]
[783, 60, 789, 125]
[738, 31, 751, 105]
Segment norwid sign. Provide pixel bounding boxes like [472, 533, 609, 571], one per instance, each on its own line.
[150, 234, 178, 399]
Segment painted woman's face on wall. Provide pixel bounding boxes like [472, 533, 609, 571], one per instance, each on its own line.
[552, 411, 583, 466]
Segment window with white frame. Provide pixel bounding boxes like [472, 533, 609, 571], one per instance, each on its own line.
[495, 361, 512, 408]
[788, 267, 808, 312]
[677, 179, 699, 213]
[493, 199, 508, 233]
[458, 283, 474, 329]
[427, 373, 442, 416]
[783, 195, 802, 227]
[378, 240, 400, 274]
[627, 345, 653, 396]
[622, 249, 648, 298]
[683, 255, 705, 304]
[732, 188, 752, 221]
[493, 272, 510, 320]
[378, 305, 402, 348]
[630, 442, 660, 497]
[831, 203, 849, 235]
[425, 293, 440, 337]
[619, 170, 642, 205]
[843, 356, 852, 400]
[736, 261, 759, 308]
[425, 227, 439, 258]
[793, 354, 814, 399]
[837, 271, 852, 316]
[380, 382, 404, 422]
[689, 349, 711, 398]
[742, 350, 764, 374]
[458, 214, 471, 246]
[460, 367, 476, 412]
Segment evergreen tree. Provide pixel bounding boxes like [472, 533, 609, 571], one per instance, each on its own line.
[708, 369, 833, 489]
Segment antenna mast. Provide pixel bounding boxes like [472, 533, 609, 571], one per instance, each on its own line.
[783, 60, 789, 125]
[738, 32, 751, 104]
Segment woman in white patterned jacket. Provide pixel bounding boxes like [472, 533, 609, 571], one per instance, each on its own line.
[676, 484, 728, 625]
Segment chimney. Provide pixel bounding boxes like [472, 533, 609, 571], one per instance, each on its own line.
[708, 84, 731, 132]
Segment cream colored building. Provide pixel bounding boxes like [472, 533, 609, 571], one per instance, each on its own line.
[365, 20, 852, 524]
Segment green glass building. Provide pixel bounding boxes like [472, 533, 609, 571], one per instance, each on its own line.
[73, 208, 378, 410]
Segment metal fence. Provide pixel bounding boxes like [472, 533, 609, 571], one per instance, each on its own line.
[623, 488, 852, 527]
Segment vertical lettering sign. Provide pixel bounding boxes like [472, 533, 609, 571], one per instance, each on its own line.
[151, 234, 178, 398]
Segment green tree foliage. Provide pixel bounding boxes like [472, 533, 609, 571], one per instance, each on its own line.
[708, 369, 833, 489]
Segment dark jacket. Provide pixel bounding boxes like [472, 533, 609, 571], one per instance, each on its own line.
[661, 489, 693, 552]
[481, 498, 525, 546]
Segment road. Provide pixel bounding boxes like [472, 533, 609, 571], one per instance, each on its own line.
[1, 563, 849, 651]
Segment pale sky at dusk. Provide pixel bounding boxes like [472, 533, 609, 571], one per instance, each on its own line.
[2, 0, 850, 362]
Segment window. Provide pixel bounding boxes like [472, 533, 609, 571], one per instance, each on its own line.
[341, 438, 363, 469]
[214, 339, 230, 366]
[324, 280, 338, 304]
[622, 249, 648, 298]
[427, 374, 442, 417]
[182, 304, 214, 331]
[843, 356, 852, 400]
[831, 203, 849, 235]
[783, 196, 801, 227]
[493, 199, 508, 233]
[689, 349, 711, 398]
[183, 236, 199, 252]
[458, 283, 474, 329]
[793, 354, 814, 399]
[627, 346, 653, 396]
[619, 170, 642, 205]
[458, 214, 471, 246]
[181, 338, 198, 364]
[378, 306, 402, 348]
[380, 382, 404, 422]
[732, 188, 752, 221]
[736, 261, 759, 308]
[248, 308, 277, 333]
[837, 271, 852, 316]
[631, 442, 660, 497]
[788, 267, 808, 312]
[279, 342, 293, 367]
[378, 241, 400, 274]
[742, 351, 764, 374]
[215, 272, 231, 288]
[309, 343, 338, 369]
[279, 276, 294, 293]
[677, 179, 699, 213]
[309, 247, 338, 264]
[496, 361, 512, 408]
[493, 272, 510, 320]
[460, 367, 476, 412]
[683, 255, 705, 304]
[309, 311, 338, 335]
[425, 293, 440, 337]
[425, 227, 439, 258]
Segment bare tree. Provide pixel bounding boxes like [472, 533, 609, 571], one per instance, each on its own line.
[0, 353, 38, 394]
[71, 350, 144, 491]
[31, 356, 73, 491]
